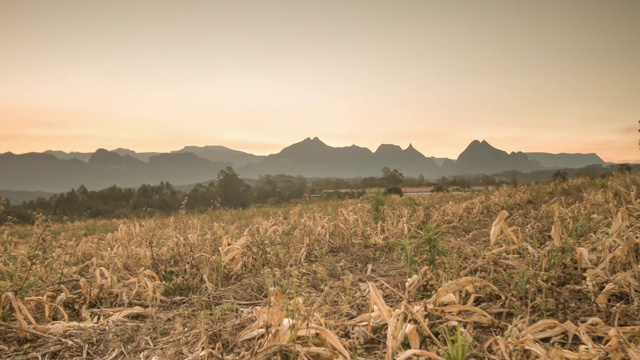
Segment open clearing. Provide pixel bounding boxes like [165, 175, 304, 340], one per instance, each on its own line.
[1, 174, 639, 359]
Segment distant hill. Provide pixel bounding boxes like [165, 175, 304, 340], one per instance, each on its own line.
[0, 152, 88, 192]
[238, 137, 439, 178]
[45, 150, 93, 163]
[2, 138, 609, 192]
[147, 153, 230, 185]
[0, 189, 54, 205]
[172, 145, 265, 168]
[90, 148, 146, 168]
[0, 150, 227, 192]
[525, 152, 605, 169]
[429, 157, 451, 167]
[111, 148, 161, 162]
[239, 137, 375, 178]
[46, 148, 162, 163]
[47, 146, 264, 166]
[450, 140, 543, 175]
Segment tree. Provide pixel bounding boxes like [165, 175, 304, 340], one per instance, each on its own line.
[216, 167, 252, 208]
[132, 182, 182, 214]
[383, 186, 404, 197]
[359, 177, 383, 189]
[187, 182, 218, 210]
[254, 175, 279, 202]
[381, 167, 404, 187]
[615, 163, 632, 174]
[551, 170, 568, 182]
[255, 174, 307, 203]
[575, 165, 608, 179]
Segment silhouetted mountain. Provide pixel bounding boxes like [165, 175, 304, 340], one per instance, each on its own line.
[0, 152, 88, 192]
[374, 144, 439, 176]
[46, 148, 161, 163]
[440, 158, 456, 171]
[89, 149, 146, 168]
[45, 150, 93, 163]
[111, 148, 160, 162]
[146, 153, 230, 185]
[0, 150, 227, 192]
[172, 145, 265, 167]
[0, 189, 53, 205]
[525, 152, 605, 169]
[239, 137, 374, 177]
[2, 138, 610, 192]
[428, 157, 450, 167]
[238, 137, 439, 178]
[375, 144, 404, 161]
[453, 140, 543, 175]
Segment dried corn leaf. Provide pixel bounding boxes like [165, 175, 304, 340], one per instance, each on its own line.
[576, 247, 593, 269]
[103, 306, 155, 323]
[440, 304, 495, 325]
[609, 208, 629, 236]
[522, 319, 576, 342]
[427, 277, 502, 306]
[1, 292, 36, 338]
[24, 297, 69, 322]
[307, 325, 350, 360]
[404, 323, 421, 349]
[595, 283, 617, 310]
[368, 282, 391, 325]
[549, 345, 596, 360]
[406, 274, 423, 293]
[386, 308, 404, 360]
[436, 293, 458, 306]
[520, 334, 548, 357]
[490, 210, 510, 246]
[396, 349, 445, 360]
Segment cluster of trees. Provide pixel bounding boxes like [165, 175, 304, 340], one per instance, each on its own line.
[0, 166, 371, 223]
[0, 168, 236, 222]
[0, 168, 313, 224]
[3, 182, 183, 223]
[3, 164, 631, 224]
[0, 166, 525, 224]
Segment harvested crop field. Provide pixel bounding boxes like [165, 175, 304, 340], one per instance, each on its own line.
[1, 174, 639, 359]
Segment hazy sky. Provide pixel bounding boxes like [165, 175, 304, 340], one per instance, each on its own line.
[1, 1, 639, 162]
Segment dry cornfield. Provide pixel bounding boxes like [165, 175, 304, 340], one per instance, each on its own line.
[1, 173, 639, 359]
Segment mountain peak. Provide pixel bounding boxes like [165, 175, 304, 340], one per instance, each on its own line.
[403, 143, 426, 159]
[456, 140, 543, 174]
[375, 144, 403, 154]
[88, 149, 145, 167]
[458, 140, 506, 160]
[276, 137, 330, 159]
[301, 136, 324, 144]
[295, 137, 328, 147]
[89, 149, 122, 165]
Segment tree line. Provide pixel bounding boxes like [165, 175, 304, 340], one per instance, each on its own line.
[0, 167, 309, 223]
[0, 166, 415, 223]
[4, 164, 628, 224]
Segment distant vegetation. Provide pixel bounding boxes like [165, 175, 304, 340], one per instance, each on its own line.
[0, 164, 634, 225]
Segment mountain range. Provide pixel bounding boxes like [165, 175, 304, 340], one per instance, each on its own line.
[0, 138, 606, 194]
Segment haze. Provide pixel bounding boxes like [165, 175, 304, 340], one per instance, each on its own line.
[1, 1, 638, 163]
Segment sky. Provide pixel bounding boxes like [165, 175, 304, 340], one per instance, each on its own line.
[1, 1, 639, 163]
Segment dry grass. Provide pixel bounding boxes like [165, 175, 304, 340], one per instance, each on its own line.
[1, 173, 639, 359]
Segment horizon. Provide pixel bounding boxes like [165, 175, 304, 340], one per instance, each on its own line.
[1, 1, 639, 163]
[3, 136, 624, 164]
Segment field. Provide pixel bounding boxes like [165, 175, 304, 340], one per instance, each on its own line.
[1, 174, 639, 359]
